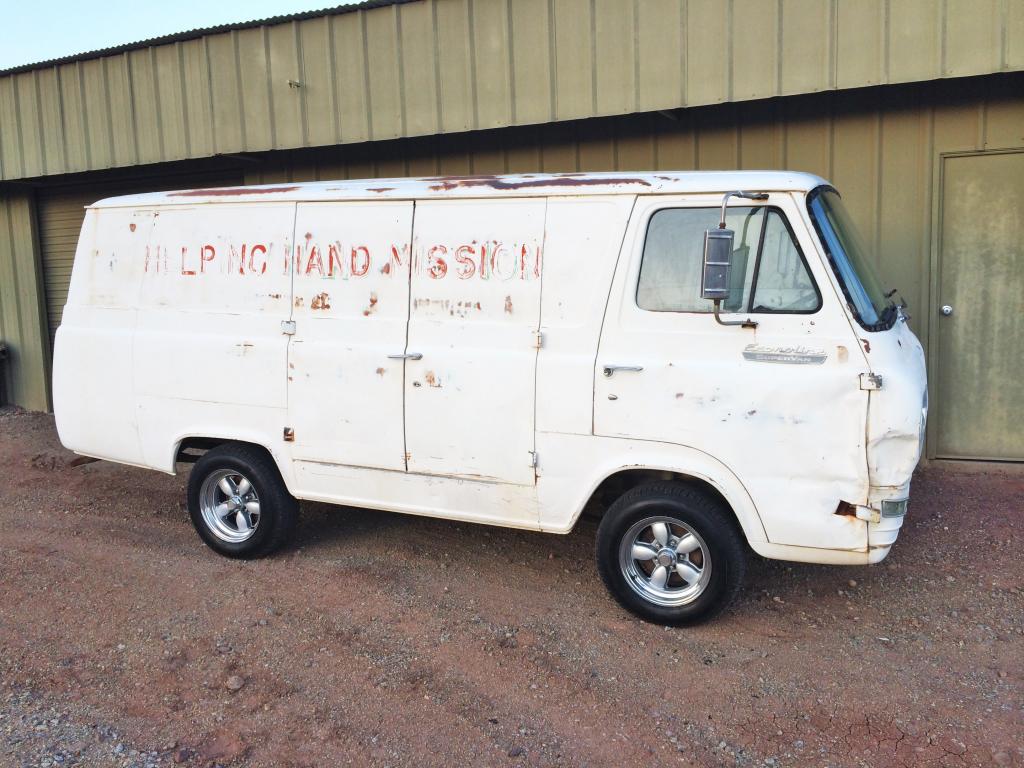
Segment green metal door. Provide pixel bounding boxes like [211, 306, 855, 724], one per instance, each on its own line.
[934, 151, 1024, 461]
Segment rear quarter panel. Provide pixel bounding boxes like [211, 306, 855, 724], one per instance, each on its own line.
[54, 207, 151, 464]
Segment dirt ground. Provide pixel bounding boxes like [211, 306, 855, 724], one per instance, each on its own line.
[0, 408, 1021, 768]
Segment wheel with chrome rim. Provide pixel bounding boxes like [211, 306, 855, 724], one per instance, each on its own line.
[619, 517, 712, 607]
[187, 442, 298, 558]
[596, 483, 746, 625]
[199, 469, 262, 543]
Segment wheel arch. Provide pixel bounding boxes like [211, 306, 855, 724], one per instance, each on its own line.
[168, 433, 295, 494]
[560, 464, 767, 546]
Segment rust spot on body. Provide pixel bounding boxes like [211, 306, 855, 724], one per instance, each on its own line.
[268, 293, 282, 300]
[129, 222, 136, 232]
[426, 174, 653, 192]
[861, 339, 871, 354]
[362, 292, 379, 316]
[168, 186, 300, 197]
[375, 367, 385, 376]
[294, 296, 304, 308]
[837, 345, 849, 363]
[834, 500, 858, 517]
[367, 187, 395, 193]
[504, 295, 513, 314]
[311, 292, 331, 310]
[424, 371, 441, 388]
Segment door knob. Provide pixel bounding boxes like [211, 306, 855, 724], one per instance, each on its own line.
[940, 305, 953, 316]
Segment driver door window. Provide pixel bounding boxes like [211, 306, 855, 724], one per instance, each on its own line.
[636, 207, 819, 314]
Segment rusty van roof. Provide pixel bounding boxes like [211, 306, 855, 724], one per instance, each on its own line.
[89, 171, 830, 209]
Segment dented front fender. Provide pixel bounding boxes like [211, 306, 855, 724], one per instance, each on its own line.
[864, 315, 928, 489]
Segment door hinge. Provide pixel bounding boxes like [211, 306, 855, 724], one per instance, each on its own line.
[533, 330, 544, 349]
[528, 451, 538, 468]
[281, 320, 296, 335]
[859, 372, 883, 391]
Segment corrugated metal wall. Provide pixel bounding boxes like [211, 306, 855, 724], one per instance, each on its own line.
[0, 192, 49, 411]
[2, 0, 1022, 182]
[1, 72, 1021, 427]
[242, 73, 1024, 407]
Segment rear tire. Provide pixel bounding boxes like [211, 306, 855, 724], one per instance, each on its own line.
[187, 443, 298, 559]
[596, 483, 746, 625]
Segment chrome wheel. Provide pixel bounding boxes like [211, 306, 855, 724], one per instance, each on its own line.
[618, 516, 712, 607]
[198, 469, 261, 543]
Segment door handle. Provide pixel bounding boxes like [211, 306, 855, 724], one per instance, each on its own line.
[387, 352, 423, 360]
[602, 364, 644, 377]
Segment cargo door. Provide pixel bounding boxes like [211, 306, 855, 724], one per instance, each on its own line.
[404, 199, 546, 485]
[287, 201, 414, 471]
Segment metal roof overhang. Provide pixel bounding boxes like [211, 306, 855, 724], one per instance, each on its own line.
[1, 0, 1021, 183]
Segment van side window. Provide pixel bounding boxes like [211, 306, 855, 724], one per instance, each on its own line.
[636, 207, 820, 314]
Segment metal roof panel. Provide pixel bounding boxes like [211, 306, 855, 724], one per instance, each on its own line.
[88, 170, 830, 208]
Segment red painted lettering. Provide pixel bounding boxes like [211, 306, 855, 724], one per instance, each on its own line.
[491, 242, 517, 280]
[454, 244, 476, 279]
[427, 245, 448, 279]
[306, 245, 324, 276]
[249, 244, 268, 275]
[200, 244, 216, 273]
[180, 246, 196, 276]
[389, 244, 407, 274]
[226, 244, 245, 274]
[520, 244, 542, 280]
[479, 243, 489, 280]
[327, 244, 344, 277]
[351, 246, 370, 277]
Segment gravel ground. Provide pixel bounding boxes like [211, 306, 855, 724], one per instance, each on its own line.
[0, 407, 1021, 767]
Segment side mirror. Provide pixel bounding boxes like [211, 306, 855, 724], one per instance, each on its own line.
[701, 227, 734, 301]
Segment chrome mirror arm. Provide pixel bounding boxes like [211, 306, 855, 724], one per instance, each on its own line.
[713, 299, 758, 328]
[719, 190, 769, 228]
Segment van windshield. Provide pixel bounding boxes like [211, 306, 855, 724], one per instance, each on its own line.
[807, 187, 896, 331]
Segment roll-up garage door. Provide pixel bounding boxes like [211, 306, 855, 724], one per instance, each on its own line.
[37, 170, 243, 350]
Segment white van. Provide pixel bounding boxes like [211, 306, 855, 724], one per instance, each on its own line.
[53, 172, 927, 624]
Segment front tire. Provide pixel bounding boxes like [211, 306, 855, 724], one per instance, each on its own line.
[187, 443, 298, 559]
[596, 483, 746, 625]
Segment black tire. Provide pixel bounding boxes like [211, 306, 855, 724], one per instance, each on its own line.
[187, 442, 298, 559]
[596, 483, 746, 625]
